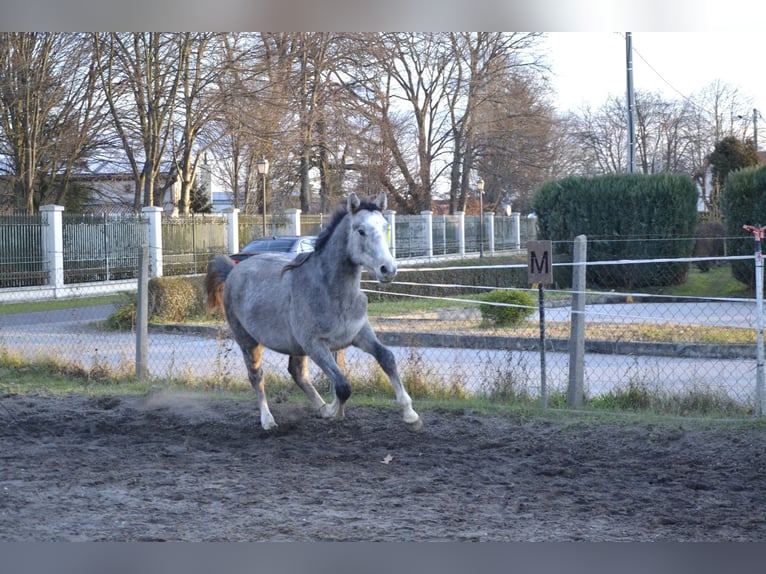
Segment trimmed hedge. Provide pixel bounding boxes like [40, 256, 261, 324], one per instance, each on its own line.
[721, 164, 766, 288]
[148, 276, 204, 322]
[532, 173, 698, 288]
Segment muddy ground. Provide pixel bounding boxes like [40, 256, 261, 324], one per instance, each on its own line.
[1, 391, 765, 541]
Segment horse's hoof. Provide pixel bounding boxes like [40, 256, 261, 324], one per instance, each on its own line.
[406, 416, 423, 431]
[319, 401, 344, 420]
[260, 415, 278, 430]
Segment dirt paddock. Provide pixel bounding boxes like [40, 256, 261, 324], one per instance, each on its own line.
[1, 391, 765, 541]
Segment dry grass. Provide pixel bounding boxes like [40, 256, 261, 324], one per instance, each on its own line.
[370, 310, 756, 345]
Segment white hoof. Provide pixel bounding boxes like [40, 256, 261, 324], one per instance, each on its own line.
[402, 406, 421, 426]
[320, 401, 343, 420]
[405, 414, 423, 431]
[260, 412, 277, 430]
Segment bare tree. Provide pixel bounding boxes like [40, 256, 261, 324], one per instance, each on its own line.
[474, 67, 558, 214]
[445, 32, 547, 213]
[93, 32, 184, 211]
[336, 33, 455, 213]
[172, 32, 226, 216]
[0, 33, 107, 212]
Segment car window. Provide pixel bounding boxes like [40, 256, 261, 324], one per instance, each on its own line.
[240, 240, 270, 254]
[241, 238, 295, 253]
[299, 238, 315, 252]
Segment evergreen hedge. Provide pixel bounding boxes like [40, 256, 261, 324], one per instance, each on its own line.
[721, 164, 766, 288]
[532, 173, 698, 288]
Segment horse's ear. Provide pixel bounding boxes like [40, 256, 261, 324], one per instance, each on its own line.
[375, 192, 387, 211]
[347, 192, 361, 213]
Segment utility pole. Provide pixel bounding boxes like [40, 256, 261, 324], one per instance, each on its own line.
[626, 32, 636, 173]
[754, 108, 759, 152]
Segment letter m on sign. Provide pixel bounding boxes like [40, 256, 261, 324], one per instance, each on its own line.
[527, 241, 553, 285]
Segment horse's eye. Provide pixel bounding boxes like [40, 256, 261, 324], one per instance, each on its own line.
[358, 228, 366, 237]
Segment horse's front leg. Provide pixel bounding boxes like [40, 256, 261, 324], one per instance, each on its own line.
[353, 324, 422, 430]
[303, 344, 351, 420]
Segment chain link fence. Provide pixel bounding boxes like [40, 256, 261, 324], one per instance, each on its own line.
[1, 225, 764, 417]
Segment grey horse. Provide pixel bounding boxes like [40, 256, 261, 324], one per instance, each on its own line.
[206, 192, 422, 431]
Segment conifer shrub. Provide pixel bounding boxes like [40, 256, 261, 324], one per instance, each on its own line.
[721, 165, 766, 288]
[532, 173, 698, 288]
[479, 289, 536, 326]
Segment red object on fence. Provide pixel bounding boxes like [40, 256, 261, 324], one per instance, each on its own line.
[743, 225, 766, 241]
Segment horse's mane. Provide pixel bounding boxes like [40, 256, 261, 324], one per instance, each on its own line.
[282, 198, 382, 275]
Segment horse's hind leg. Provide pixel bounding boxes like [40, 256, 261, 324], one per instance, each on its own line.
[288, 355, 326, 411]
[240, 343, 277, 430]
[353, 324, 422, 430]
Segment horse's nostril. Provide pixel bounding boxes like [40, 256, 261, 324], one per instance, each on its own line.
[380, 264, 396, 277]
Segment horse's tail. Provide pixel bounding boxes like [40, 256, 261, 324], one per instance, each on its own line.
[205, 255, 234, 314]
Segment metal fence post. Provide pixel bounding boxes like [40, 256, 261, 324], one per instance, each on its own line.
[568, 235, 587, 407]
[136, 245, 149, 380]
[744, 225, 766, 416]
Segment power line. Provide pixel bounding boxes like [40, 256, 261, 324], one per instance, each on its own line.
[617, 32, 711, 118]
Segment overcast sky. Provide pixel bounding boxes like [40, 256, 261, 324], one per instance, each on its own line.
[543, 32, 765, 121]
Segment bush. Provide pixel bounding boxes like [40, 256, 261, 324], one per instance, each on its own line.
[148, 277, 203, 322]
[479, 289, 536, 326]
[103, 292, 138, 331]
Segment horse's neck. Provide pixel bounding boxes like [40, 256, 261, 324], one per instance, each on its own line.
[317, 227, 361, 295]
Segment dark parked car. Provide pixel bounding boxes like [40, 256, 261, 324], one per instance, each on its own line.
[230, 235, 317, 263]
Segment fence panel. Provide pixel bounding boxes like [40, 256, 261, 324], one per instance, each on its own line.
[0, 213, 45, 288]
[63, 213, 145, 283]
[236, 214, 294, 250]
[395, 215, 429, 258]
[162, 215, 226, 275]
[300, 214, 327, 237]
[431, 215, 461, 255]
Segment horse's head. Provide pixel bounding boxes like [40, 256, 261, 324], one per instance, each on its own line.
[347, 192, 397, 283]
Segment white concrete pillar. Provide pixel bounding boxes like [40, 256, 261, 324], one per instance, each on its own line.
[142, 206, 163, 278]
[511, 212, 521, 250]
[385, 210, 396, 258]
[421, 210, 433, 258]
[286, 208, 301, 236]
[225, 208, 239, 253]
[485, 212, 495, 255]
[40, 205, 64, 288]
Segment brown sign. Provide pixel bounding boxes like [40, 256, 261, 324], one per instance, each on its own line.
[527, 240, 553, 285]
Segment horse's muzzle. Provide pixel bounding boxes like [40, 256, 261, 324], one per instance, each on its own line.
[376, 263, 397, 283]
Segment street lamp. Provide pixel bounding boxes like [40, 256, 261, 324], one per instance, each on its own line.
[477, 178, 485, 258]
[256, 157, 270, 236]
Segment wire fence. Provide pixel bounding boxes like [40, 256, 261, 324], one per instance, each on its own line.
[1, 241, 763, 418]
